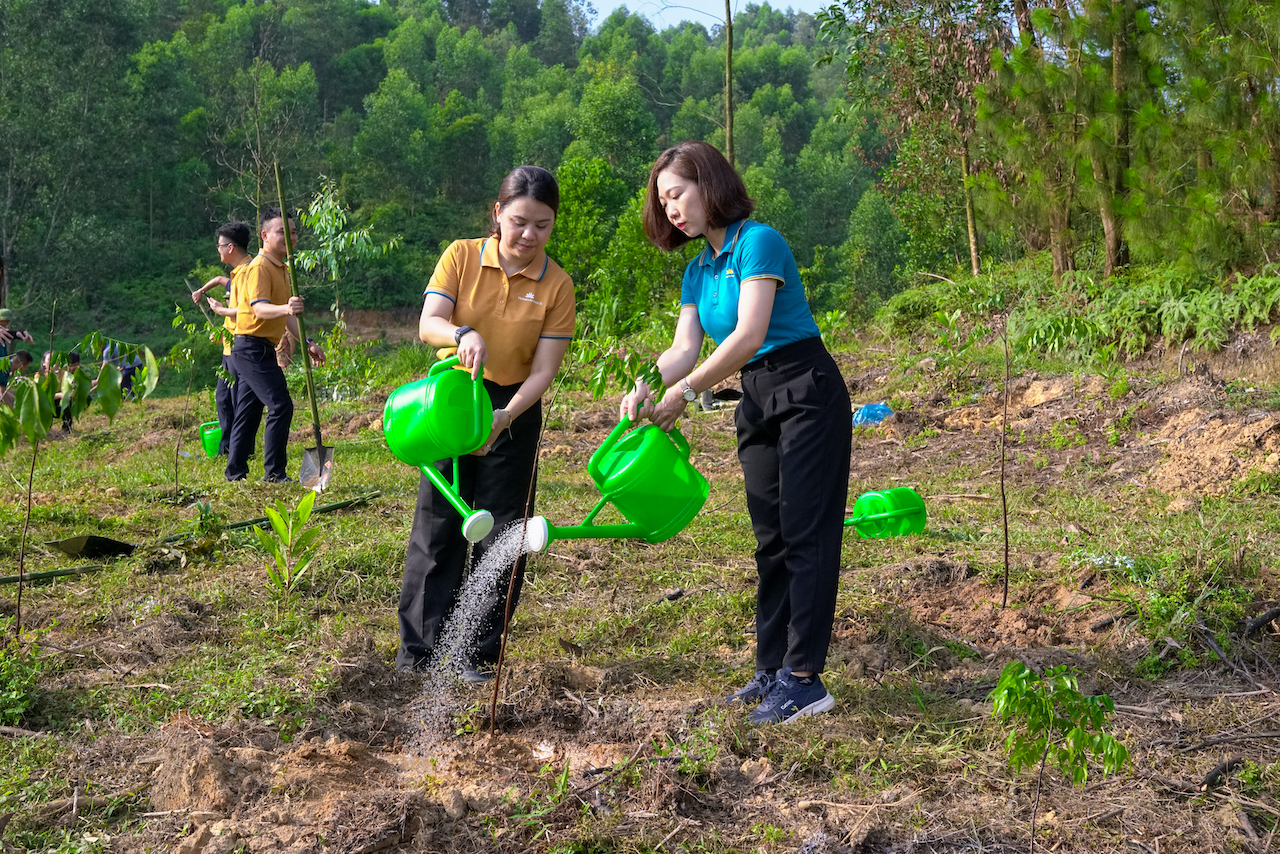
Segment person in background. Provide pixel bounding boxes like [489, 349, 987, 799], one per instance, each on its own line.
[1, 349, 34, 406]
[397, 165, 576, 681]
[193, 221, 253, 456]
[0, 307, 36, 402]
[225, 206, 324, 483]
[621, 141, 852, 725]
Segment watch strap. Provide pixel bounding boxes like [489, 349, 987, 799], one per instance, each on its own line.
[454, 325, 474, 344]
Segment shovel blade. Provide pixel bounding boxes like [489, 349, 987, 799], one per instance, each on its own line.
[301, 444, 334, 492]
[47, 534, 137, 559]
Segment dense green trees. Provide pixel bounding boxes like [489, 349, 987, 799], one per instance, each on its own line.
[4, 0, 893, 344]
[20, 0, 1280, 356]
[820, 0, 1280, 284]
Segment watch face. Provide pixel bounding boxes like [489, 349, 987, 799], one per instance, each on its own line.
[683, 387, 697, 401]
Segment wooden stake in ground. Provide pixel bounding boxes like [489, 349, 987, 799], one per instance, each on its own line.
[1000, 313, 1011, 609]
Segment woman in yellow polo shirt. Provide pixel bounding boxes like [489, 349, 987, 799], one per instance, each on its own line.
[397, 166, 576, 680]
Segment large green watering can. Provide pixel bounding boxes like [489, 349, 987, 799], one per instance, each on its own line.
[523, 415, 709, 552]
[844, 487, 927, 538]
[383, 356, 495, 542]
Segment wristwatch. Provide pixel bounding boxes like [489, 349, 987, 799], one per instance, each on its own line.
[679, 378, 698, 402]
[454, 325, 475, 344]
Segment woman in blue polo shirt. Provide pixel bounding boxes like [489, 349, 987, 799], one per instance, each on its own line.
[621, 141, 851, 725]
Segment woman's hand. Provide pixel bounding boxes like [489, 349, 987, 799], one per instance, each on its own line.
[456, 330, 487, 380]
[620, 379, 655, 422]
[649, 383, 688, 432]
[472, 408, 512, 456]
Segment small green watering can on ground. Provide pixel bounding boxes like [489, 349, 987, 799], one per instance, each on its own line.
[844, 487, 927, 538]
[383, 356, 495, 543]
[523, 415, 710, 552]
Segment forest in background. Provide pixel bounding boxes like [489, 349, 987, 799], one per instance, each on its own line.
[2, 0, 1280, 361]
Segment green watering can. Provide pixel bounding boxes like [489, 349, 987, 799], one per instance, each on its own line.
[524, 415, 709, 552]
[383, 356, 495, 543]
[844, 487, 927, 538]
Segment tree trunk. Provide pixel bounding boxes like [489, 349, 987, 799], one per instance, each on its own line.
[1109, 0, 1132, 271]
[961, 141, 980, 276]
[724, 0, 734, 167]
[1046, 168, 1075, 283]
[1093, 155, 1122, 278]
[1012, 0, 1036, 46]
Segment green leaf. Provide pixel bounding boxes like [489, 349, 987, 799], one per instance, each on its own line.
[13, 380, 53, 446]
[0, 408, 18, 457]
[264, 506, 290, 545]
[140, 346, 160, 399]
[293, 526, 321, 555]
[295, 489, 316, 527]
[96, 364, 123, 420]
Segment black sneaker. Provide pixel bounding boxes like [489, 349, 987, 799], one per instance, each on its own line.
[461, 665, 496, 684]
[726, 670, 776, 705]
[748, 668, 834, 725]
[265, 475, 298, 484]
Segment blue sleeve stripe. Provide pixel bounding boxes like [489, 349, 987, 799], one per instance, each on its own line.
[539, 334, 573, 340]
[423, 290, 457, 303]
[249, 298, 270, 305]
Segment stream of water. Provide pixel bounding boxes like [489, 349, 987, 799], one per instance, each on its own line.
[406, 520, 531, 748]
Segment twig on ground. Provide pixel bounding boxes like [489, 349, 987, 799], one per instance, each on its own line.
[1091, 611, 1137, 632]
[1244, 605, 1280, 637]
[1198, 623, 1270, 692]
[1198, 756, 1246, 789]
[1180, 733, 1280, 753]
[574, 741, 645, 795]
[0, 725, 44, 738]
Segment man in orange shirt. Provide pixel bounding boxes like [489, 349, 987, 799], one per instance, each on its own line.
[225, 207, 323, 483]
[193, 221, 252, 456]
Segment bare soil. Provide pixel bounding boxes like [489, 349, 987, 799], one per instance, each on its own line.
[5, 354, 1280, 854]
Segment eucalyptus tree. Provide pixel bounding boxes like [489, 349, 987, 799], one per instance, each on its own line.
[818, 0, 1010, 277]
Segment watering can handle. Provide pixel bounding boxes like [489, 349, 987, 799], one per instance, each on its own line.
[587, 415, 693, 483]
[427, 354, 487, 441]
[589, 415, 632, 484]
[428, 354, 461, 376]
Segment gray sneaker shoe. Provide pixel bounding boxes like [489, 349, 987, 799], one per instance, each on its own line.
[749, 668, 834, 725]
[461, 665, 496, 684]
[726, 670, 776, 705]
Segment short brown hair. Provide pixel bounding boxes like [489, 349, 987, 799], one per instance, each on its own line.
[642, 141, 754, 251]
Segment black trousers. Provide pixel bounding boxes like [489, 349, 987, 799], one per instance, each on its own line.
[736, 337, 851, 675]
[226, 335, 293, 482]
[396, 382, 541, 671]
[214, 353, 239, 456]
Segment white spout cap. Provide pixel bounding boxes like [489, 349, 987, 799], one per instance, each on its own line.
[462, 510, 494, 543]
[523, 516, 551, 552]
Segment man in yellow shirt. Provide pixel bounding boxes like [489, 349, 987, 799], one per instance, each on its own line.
[225, 207, 324, 483]
[193, 221, 251, 456]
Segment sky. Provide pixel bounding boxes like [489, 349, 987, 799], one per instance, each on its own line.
[588, 0, 835, 32]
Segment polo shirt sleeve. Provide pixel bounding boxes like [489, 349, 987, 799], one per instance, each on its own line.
[679, 263, 698, 307]
[735, 225, 789, 288]
[424, 240, 465, 303]
[539, 275, 576, 340]
[244, 261, 273, 304]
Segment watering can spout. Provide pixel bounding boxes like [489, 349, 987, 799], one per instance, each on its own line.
[523, 516, 552, 552]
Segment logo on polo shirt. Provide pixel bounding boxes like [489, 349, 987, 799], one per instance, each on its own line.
[725, 268, 737, 278]
[517, 292, 543, 306]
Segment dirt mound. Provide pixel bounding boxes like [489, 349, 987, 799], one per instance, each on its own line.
[1144, 407, 1280, 497]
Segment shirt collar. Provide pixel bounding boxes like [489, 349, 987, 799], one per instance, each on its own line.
[480, 238, 549, 282]
[696, 219, 747, 267]
[258, 250, 285, 268]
